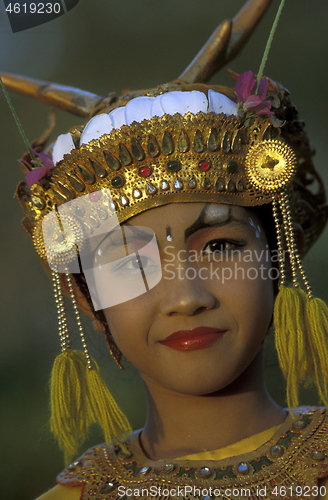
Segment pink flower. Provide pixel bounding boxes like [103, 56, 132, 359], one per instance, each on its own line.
[235, 70, 273, 116]
[26, 149, 54, 188]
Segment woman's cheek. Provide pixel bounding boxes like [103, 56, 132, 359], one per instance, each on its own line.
[215, 256, 274, 323]
[103, 299, 150, 352]
[241, 262, 274, 331]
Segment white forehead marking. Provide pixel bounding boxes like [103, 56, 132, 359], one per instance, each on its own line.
[203, 204, 230, 222]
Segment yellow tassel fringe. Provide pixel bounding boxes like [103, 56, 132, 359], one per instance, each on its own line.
[86, 366, 132, 444]
[306, 297, 328, 406]
[50, 350, 93, 463]
[274, 286, 309, 409]
[274, 285, 328, 410]
[50, 350, 132, 463]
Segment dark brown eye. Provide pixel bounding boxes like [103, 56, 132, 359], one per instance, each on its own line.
[206, 240, 227, 253]
[202, 239, 245, 256]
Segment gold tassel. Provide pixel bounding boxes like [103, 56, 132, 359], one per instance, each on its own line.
[86, 363, 132, 445]
[305, 296, 328, 407]
[274, 285, 311, 409]
[65, 273, 132, 453]
[50, 349, 94, 463]
[50, 271, 132, 462]
[273, 194, 328, 410]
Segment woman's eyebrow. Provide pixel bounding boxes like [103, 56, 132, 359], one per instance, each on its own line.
[184, 207, 249, 241]
[123, 223, 153, 241]
[94, 224, 152, 253]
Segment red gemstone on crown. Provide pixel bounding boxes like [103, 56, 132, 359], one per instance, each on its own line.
[139, 166, 152, 177]
[89, 191, 102, 202]
[198, 160, 211, 171]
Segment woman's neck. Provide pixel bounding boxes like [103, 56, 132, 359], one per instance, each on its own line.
[139, 352, 286, 460]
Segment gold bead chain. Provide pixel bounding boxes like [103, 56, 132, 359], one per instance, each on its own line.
[65, 272, 93, 370]
[278, 191, 299, 287]
[281, 194, 313, 298]
[52, 271, 70, 352]
[272, 198, 286, 287]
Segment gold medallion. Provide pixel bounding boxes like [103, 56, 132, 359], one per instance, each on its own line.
[245, 140, 296, 193]
[33, 212, 85, 269]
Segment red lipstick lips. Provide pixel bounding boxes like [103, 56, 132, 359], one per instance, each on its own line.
[159, 327, 227, 351]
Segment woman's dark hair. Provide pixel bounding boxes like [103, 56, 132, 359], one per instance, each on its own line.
[251, 203, 279, 296]
[251, 204, 278, 254]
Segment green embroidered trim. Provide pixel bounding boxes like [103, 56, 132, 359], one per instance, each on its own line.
[176, 467, 195, 479]
[250, 455, 273, 473]
[124, 462, 143, 476]
[214, 466, 235, 480]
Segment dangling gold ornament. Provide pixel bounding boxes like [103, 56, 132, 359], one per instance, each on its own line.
[245, 140, 296, 193]
[33, 212, 85, 269]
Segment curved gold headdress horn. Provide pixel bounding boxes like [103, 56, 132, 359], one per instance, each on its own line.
[0, 0, 272, 118]
[0, 72, 103, 118]
[179, 0, 272, 83]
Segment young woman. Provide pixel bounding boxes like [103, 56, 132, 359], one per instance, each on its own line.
[7, 77, 326, 499]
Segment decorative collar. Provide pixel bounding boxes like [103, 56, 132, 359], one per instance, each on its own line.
[58, 408, 328, 499]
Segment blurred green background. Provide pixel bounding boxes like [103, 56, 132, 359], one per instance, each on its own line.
[0, 1, 327, 498]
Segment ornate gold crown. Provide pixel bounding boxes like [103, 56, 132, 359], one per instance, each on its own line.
[15, 107, 324, 264]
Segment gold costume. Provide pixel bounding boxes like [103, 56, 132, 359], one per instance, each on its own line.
[37, 408, 328, 500]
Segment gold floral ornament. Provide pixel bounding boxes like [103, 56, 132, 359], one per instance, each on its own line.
[245, 140, 296, 193]
[33, 212, 85, 272]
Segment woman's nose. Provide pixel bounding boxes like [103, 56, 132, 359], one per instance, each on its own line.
[159, 260, 217, 316]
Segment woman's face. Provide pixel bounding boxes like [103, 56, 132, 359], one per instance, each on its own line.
[99, 203, 275, 396]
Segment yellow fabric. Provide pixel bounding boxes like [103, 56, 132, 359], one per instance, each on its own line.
[177, 423, 282, 460]
[36, 424, 328, 499]
[35, 484, 82, 500]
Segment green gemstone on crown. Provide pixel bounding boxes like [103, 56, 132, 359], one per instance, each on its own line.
[166, 160, 181, 172]
[227, 160, 238, 173]
[111, 175, 125, 188]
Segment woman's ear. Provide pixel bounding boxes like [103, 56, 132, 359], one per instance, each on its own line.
[92, 318, 106, 334]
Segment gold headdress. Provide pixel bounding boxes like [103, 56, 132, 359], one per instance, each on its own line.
[2, 0, 328, 461]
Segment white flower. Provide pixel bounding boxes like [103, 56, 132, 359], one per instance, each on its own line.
[57, 90, 239, 153]
[109, 107, 126, 129]
[52, 133, 75, 164]
[124, 96, 155, 125]
[208, 90, 238, 116]
[80, 113, 114, 146]
[152, 91, 208, 117]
